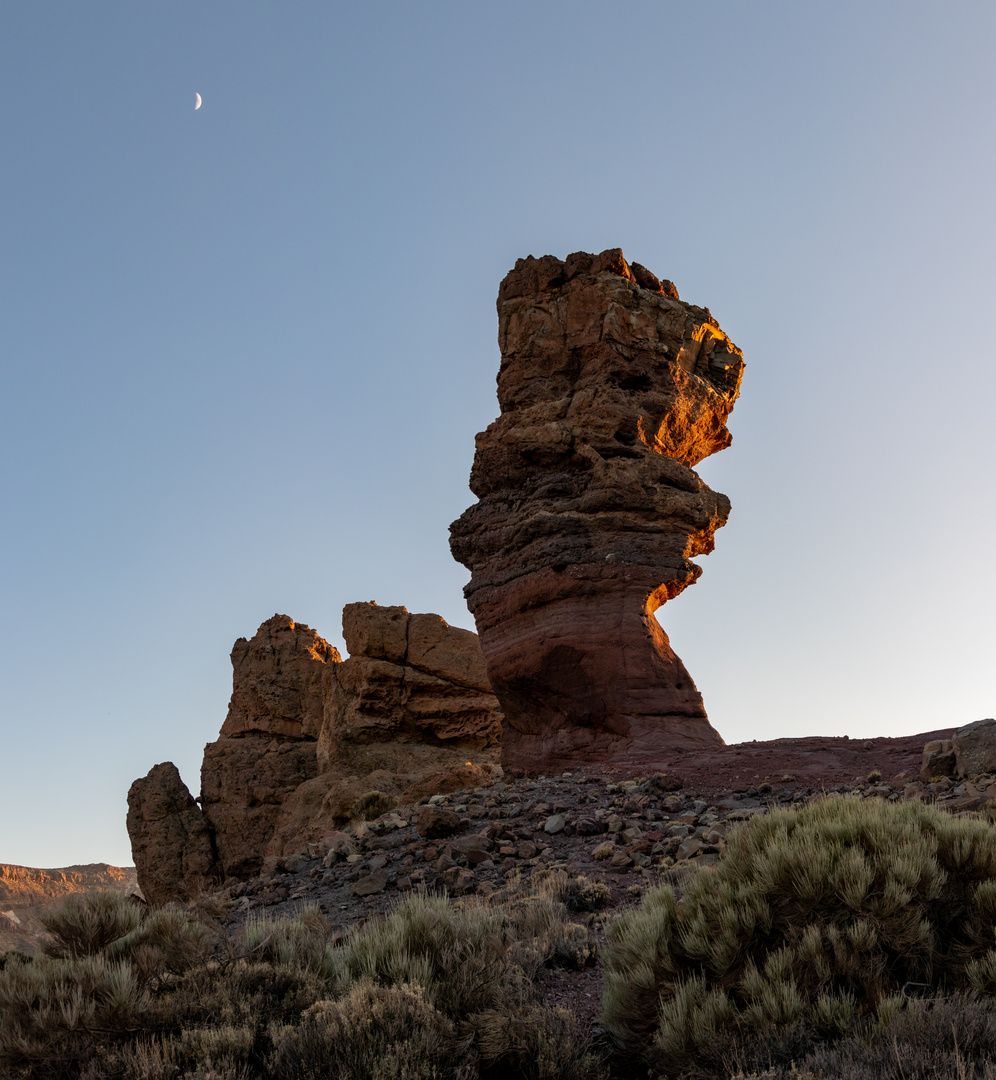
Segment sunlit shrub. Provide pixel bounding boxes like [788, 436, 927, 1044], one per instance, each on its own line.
[603, 795, 996, 1077]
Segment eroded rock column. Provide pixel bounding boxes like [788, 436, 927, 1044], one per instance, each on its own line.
[449, 249, 743, 773]
[199, 614, 340, 877]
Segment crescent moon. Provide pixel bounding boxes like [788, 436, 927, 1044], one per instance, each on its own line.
[194, 93, 202, 110]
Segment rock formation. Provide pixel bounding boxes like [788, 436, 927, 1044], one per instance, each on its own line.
[127, 607, 502, 894]
[126, 762, 219, 904]
[266, 602, 501, 868]
[450, 248, 744, 773]
[921, 719, 996, 781]
[318, 601, 501, 773]
[200, 615, 340, 878]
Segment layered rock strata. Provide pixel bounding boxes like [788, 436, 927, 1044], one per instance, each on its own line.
[450, 248, 743, 773]
[318, 601, 502, 772]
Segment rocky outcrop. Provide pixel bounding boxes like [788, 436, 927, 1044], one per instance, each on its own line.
[262, 603, 501, 870]
[921, 720, 996, 781]
[200, 615, 341, 878]
[318, 602, 501, 773]
[220, 614, 338, 739]
[128, 607, 502, 893]
[126, 762, 219, 904]
[450, 249, 743, 774]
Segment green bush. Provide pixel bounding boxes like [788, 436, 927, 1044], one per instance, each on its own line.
[603, 795, 996, 1077]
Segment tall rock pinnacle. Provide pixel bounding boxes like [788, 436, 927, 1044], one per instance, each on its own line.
[449, 249, 743, 773]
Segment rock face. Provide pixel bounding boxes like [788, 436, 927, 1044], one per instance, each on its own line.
[200, 615, 341, 879]
[128, 607, 502, 894]
[318, 602, 502, 774]
[126, 762, 219, 904]
[450, 249, 743, 774]
[921, 720, 996, 781]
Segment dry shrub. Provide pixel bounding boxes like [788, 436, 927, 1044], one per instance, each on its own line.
[720, 995, 996, 1079]
[109, 905, 216, 981]
[147, 958, 326, 1036]
[41, 890, 143, 959]
[0, 952, 146, 1077]
[560, 876, 612, 914]
[241, 906, 331, 973]
[352, 790, 398, 821]
[329, 887, 605, 1078]
[269, 979, 462, 1080]
[603, 795, 996, 1077]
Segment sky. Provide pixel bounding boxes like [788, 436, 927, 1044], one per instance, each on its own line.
[2, 2, 994, 868]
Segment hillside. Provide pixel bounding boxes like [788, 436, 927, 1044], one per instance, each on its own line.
[0, 863, 140, 954]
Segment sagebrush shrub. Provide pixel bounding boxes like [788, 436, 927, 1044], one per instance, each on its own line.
[603, 795, 996, 1076]
[268, 979, 462, 1080]
[242, 906, 331, 973]
[0, 952, 146, 1076]
[329, 888, 605, 1077]
[41, 890, 143, 959]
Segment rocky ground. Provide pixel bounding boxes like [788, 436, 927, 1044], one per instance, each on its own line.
[219, 726, 982, 1023]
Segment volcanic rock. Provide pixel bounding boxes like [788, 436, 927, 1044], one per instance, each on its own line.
[450, 249, 743, 773]
[129, 608, 503, 892]
[200, 615, 341, 878]
[952, 719, 996, 777]
[126, 762, 219, 904]
[920, 738, 956, 782]
[318, 602, 501, 782]
[221, 613, 339, 739]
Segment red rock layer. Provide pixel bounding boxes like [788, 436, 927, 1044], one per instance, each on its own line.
[450, 249, 743, 773]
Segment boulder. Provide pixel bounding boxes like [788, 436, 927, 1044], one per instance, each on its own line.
[953, 719, 996, 777]
[450, 249, 742, 773]
[126, 763, 219, 905]
[920, 739, 956, 782]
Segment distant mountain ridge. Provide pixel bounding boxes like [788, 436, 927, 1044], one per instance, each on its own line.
[0, 862, 140, 954]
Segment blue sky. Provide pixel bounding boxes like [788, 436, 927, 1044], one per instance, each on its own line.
[2, 2, 994, 868]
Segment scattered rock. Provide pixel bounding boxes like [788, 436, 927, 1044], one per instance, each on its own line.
[350, 870, 389, 897]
